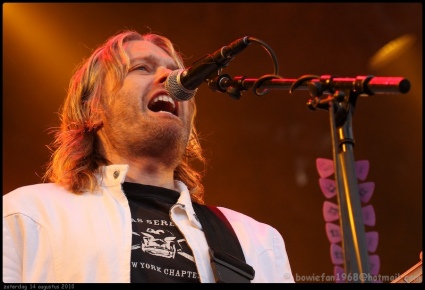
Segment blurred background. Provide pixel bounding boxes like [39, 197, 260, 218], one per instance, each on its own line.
[3, 3, 422, 283]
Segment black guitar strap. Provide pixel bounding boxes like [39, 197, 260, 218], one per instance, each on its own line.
[192, 203, 255, 283]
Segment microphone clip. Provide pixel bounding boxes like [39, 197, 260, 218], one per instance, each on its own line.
[207, 74, 245, 100]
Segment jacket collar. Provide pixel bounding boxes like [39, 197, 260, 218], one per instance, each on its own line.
[96, 165, 202, 229]
[97, 164, 129, 187]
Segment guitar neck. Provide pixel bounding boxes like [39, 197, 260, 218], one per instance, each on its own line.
[391, 260, 422, 283]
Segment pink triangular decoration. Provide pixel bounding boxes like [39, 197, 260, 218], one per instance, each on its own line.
[359, 182, 375, 203]
[323, 202, 375, 226]
[362, 205, 376, 226]
[316, 158, 370, 180]
[355, 160, 369, 181]
[319, 178, 337, 198]
[323, 201, 340, 222]
[365, 231, 379, 253]
[326, 222, 341, 244]
[334, 265, 345, 283]
[369, 255, 380, 276]
[316, 159, 369, 179]
[330, 243, 344, 265]
[316, 158, 334, 178]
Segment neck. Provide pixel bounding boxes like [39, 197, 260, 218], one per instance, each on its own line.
[124, 158, 177, 191]
[105, 152, 178, 190]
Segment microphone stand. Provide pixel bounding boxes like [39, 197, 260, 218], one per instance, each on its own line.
[326, 89, 371, 282]
[207, 74, 410, 283]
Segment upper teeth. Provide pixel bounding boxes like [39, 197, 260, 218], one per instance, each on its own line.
[152, 95, 176, 109]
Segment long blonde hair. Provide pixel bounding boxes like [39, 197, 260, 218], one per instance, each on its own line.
[43, 30, 206, 204]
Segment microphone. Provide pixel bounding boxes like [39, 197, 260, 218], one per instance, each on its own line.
[165, 36, 251, 101]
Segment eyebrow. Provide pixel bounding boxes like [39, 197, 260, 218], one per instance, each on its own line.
[129, 55, 178, 70]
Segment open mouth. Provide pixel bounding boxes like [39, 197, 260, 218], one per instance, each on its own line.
[147, 95, 177, 116]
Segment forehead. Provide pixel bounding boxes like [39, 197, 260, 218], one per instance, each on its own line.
[124, 40, 176, 67]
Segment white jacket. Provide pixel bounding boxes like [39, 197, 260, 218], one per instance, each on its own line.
[3, 164, 294, 283]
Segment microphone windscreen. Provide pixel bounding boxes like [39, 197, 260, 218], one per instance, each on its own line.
[165, 69, 198, 101]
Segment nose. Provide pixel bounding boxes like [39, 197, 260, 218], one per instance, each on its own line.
[155, 66, 173, 84]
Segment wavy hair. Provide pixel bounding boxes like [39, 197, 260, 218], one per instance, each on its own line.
[43, 30, 206, 204]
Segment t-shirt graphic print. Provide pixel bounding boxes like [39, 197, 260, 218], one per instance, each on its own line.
[122, 182, 200, 283]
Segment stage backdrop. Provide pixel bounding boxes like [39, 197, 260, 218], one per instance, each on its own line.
[3, 3, 422, 283]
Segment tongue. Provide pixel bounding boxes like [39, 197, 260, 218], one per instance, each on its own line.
[149, 101, 175, 114]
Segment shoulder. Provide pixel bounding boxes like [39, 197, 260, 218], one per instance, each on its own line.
[5, 183, 66, 194]
[4, 183, 69, 202]
[3, 183, 77, 216]
[216, 206, 280, 237]
[216, 206, 257, 223]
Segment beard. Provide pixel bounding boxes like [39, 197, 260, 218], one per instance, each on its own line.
[98, 84, 193, 171]
[127, 122, 188, 168]
[102, 114, 190, 170]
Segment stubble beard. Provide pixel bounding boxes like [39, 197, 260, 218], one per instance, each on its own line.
[118, 121, 189, 169]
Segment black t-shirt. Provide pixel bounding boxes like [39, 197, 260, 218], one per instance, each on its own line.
[122, 182, 200, 283]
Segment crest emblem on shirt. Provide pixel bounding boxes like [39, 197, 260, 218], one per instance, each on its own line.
[132, 227, 194, 261]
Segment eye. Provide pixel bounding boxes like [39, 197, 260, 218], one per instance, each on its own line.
[134, 65, 148, 71]
[129, 64, 151, 74]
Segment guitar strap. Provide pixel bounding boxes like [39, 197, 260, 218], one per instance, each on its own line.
[192, 203, 255, 283]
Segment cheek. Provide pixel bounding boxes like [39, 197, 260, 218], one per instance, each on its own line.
[111, 80, 144, 112]
[106, 94, 140, 124]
